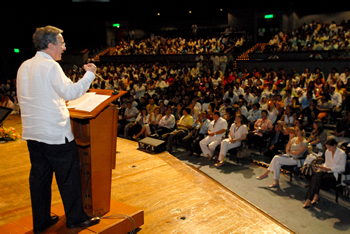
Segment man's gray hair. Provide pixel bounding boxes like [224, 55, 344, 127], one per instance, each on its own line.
[32, 25, 63, 51]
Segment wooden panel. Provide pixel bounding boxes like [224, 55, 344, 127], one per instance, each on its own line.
[90, 107, 116, 172]
[90, 170, 112, 217]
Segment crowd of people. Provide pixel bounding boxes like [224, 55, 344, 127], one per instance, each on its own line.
[110, 34, 244, 55]
[87, 61, 349, 209]
[2, 19, 350, 211]
[265, 19, 350, 53]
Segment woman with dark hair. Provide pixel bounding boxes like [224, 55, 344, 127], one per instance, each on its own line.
[316, 92, 333, 119]
[207, 102, 217, 120]
[280, 104, 295, 127]
[131, 107, 149, 139]
[303, 138, 346, 208]
[257, 126, 308, 188]
[202, 95, 211, 111]
[291, 97, 301, 117]
[307, 119, 327, 152]
[215, 114, 248, 167]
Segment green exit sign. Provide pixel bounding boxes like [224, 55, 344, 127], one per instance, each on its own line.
[113, 23, 120, 28]
[265, 14, 274, 19]
[14, 48, 20, 53]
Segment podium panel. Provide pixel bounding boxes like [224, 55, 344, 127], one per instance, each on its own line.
[70, 90, 126, 217]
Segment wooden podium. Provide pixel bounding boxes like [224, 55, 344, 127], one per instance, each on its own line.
[69, 89, 126, 217]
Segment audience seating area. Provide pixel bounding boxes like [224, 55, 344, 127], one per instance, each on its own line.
[2, 18, 350, 206]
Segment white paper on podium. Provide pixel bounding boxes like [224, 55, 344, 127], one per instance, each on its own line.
[67, 92, 110, 112]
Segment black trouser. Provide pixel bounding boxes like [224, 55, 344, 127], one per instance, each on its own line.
[305, 171, 337, 200]
[27, 139, 89, 230]
[183, 132, 205, 154]
[263, 145, 282, 158]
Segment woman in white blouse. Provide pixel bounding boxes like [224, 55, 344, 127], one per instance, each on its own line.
[132, 108, 150, 140]
[280, 105, 295, 127]
[256, 126, 308, 188]
[215, 114, 247, 167]
[146, 107, 163, 136]
[303, 138, 346, 208]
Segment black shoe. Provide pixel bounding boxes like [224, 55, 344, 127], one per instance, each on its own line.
[311, 198, 320, 205]
[33, 215, 59, 234]
[67, 217, 100, 229]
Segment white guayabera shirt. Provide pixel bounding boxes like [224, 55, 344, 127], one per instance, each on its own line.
[17, 51, 95, 144]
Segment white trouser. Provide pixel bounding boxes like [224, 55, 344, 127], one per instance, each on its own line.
[218, 139, 241, 161]
[200, 135, 223, 157]
[267, 155, 297, 180]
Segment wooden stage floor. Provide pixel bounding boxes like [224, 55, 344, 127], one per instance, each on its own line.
[0, 115, 293, 233]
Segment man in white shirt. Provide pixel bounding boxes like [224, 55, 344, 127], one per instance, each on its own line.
[157, 106, 176, 136]
[339, 67, 350, 84]
[243, 87, 254, 107]
[234, 82, 244, 97]
[199, 112, 228, 159]
[133, 80, 146, 100]
[16, 26, 100, 233]
[329, 86, 343, 119]
[283, 89, 293, 107]
[121, 101, 140, 139]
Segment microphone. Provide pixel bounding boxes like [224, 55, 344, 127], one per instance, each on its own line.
[95, 73, 106, 81]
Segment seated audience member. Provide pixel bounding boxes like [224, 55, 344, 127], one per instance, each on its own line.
[146, 106, 163, 136]
[280, 105, 295, 127]
[300, 91, 314, 110]
[236, 99, 248, 117]
[146, 98, 158, 114]
[303, 138, 346, 208]
[215, 114, 248, 167]
[256, 126, 308, 188]
[259, 96, 268, 110]
[307, 119, 327, 152]
[134, 79, 146, 100]
[207, 102, 217, 120]
[125, 107, 149, 140]
[219, 98, 231, 117]
[316, 92, 333, 119]
[247, 103, 262, 128]
[247, 110, 274, 148]
[283, 89, 293, 107]
[133, 106, 161, 139]
[156, 107, 176, 137]
[200, 111, 228, 160]
[0, 94, 14, 109]
[235, 107, 249, 125]
[137, 96, 148, 110]
[243, 86, 254, 108]
[163, 107, 193, 152]
[332, 111, 350, 145]
[183, 111, 210, 156]
[263, 124, 288, 158]
[118, 101, 139, 137]
[266, 99, 278, 124]
[299, 99, 319, 127]
[329, 86, 343, 119]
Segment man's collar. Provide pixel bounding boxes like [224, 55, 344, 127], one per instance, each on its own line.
[36, 51, 54, 60]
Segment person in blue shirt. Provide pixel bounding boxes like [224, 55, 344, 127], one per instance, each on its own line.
[183, 111, 210, 156]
